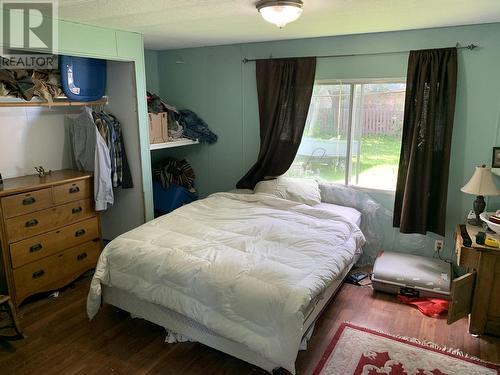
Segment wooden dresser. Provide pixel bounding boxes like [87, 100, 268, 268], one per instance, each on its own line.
[449, 224, 500, 336]
[0, 170, 102, 307]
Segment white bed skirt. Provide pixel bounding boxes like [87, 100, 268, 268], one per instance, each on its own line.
[102, 255, 357, 373]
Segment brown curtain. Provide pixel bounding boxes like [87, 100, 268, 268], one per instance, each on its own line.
[393, 47, 457, 236]
[236, 57, 316, 189]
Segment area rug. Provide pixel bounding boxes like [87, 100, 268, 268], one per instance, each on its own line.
[312, 322, 500, 375]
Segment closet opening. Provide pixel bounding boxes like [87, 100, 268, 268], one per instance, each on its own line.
[0, 59, 146, 242]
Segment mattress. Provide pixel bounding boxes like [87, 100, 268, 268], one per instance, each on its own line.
[88, 192, 365, 373]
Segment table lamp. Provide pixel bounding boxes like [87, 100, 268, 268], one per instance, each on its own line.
[461, 165, 500, 225]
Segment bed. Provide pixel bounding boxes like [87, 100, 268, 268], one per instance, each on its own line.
[87, 187, 365, 374]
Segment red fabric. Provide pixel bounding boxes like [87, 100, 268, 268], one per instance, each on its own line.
[397, 295, 448, 317]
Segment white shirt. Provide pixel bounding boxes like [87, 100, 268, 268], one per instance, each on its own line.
[68, 107, 113, 211]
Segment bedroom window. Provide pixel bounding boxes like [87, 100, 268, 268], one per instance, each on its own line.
[287, 79, 406, 191]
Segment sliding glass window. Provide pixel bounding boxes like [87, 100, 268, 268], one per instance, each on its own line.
[287, 79, 406, 191]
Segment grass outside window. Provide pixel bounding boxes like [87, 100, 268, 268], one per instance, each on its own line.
[287, 80, 405, 191]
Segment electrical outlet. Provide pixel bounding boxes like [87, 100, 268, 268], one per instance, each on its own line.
[434, 240, 444, 252]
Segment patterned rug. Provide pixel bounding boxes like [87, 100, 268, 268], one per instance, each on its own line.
[312, 323, 500, 375]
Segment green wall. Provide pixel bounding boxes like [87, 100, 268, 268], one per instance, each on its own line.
[146, 22, 500, 259]
[145, 49, 160, 93]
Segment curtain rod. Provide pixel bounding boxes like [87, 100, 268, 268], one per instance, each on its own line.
[241, 43, 478, 63]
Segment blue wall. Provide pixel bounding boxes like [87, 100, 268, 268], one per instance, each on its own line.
[145, 22, 500, 260]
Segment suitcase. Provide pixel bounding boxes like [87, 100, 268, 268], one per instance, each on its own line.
[371, 251, 451, 299]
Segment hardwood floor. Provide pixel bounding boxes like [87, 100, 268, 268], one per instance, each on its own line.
[1, 275, 499, 374]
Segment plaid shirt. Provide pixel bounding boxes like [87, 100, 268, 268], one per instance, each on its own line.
[94, 112, 125, 188]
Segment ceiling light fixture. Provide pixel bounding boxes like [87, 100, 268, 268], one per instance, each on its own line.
[256, 0, 304, 28]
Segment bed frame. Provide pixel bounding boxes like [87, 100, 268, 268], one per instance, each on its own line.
[102, 255, 358, 373]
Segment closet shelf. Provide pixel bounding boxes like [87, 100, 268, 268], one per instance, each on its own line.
[150, 138, 199, 150]
[0, 96, 108, 108]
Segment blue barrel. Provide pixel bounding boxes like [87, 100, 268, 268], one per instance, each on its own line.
[60, 55, 106, 101]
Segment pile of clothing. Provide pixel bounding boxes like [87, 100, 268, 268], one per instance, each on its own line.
[147, 91, 177, 114]
[147, 91, 184, 140]
[174, 109, 217, 144]
[68, 107, 132, 211]
[0, 69, 62, 102]
[152, 157, 198, 215]
[153, 157, 196, 192]
[147, 91, 218, 144]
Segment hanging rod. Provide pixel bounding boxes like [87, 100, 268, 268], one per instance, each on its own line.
[0, 96, 108, 108]
[241, 43, 478, 63]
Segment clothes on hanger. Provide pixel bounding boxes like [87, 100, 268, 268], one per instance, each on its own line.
[68, 107, 113, 211]
[92, 110, 133, 189]
[93, 112, 116, 185]
[107, 113, 133, 188]
[67, 106, 133, 211]
[94, 122, 114, 211]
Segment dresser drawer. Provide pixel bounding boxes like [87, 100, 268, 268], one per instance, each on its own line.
[5, 199, 94, 242]
[0, 188, 53, 219]
[12, 240, 101, 302]
[10, 217, 100, 268]
[53, 179, 91, 204]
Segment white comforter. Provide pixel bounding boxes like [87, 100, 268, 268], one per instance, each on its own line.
[87, 193, 365, 373]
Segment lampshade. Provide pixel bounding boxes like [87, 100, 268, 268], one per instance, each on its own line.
[256, 0, 303, 28]
[461, 165, 500, 196]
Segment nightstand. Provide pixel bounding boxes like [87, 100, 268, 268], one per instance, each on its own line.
[450, 224, 500, 336]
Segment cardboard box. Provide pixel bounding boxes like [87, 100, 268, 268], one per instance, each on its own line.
[161, 112, 170, 142]
[149, 113, 169, 144]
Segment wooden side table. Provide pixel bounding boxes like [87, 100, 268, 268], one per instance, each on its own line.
[0, 295, 24, 340]
[450, 224, 500, 336]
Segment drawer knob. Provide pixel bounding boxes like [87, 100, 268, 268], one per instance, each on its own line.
[25, 219, 39, 228]
[75, 229, 86, 237]
[22, 197, 36, 205]
[32, 270, 45, 279]
[72, 206, 82, 214]
[69, 186, 80, 194]
[30, 243, 43, 253]
[77, 252, 87, 261]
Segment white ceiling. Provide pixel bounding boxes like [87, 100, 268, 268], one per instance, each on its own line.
[58, 0, 500, 50]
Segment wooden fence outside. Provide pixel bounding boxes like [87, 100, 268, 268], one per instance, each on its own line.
[362, 106, 404, 135]
[307, 91, 405, 137]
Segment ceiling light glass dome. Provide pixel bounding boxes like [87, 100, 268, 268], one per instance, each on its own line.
[256, 0, 304, 28]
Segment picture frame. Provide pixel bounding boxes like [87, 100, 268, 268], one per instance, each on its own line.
[492, 147, 500, 168]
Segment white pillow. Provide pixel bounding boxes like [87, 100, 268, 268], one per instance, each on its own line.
[254, 177, 321, 206]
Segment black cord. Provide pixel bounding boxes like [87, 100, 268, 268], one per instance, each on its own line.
[434, 247, 453, 265]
